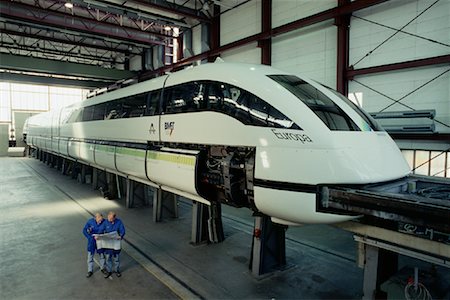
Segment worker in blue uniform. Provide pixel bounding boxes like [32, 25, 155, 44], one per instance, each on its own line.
[82, 212, 106, 278]
[103, 211, 126, 278]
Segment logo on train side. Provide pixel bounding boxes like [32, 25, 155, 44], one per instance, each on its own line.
[271, 129, 313, 144]
[149, 123, 156, 135]
[164, 121, 175, 136]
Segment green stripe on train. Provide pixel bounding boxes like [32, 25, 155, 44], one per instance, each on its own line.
[147, 151, 195, 166]
[116, 147, 146, 158]
[95, 145, 195, 166]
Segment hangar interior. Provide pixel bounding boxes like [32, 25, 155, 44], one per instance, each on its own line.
[0, 0, 449, 299]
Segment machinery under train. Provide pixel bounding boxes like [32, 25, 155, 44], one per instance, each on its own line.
[24, 62, 411, 225]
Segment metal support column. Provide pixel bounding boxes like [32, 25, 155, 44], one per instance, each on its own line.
[92, 167, 98, 189]
[153, 189, 179, 222]
[126, 178, 134, 208]
[104, 172, 117, 199]
[125, 179, 146, 208]
[208, 201, 225, 243]
[259, 0, 272, 65]
[77, 164, 86, 184]
[60, 158, 67, 175]
[71, 162, 79, 180]
[249, 215, 287, 276]
[191, 202, 210, 245]
[336, 0, 351, 95]
[207, 5, 220, 62]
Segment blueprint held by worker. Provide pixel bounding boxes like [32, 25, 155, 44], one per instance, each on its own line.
[93, 231, 121, 250]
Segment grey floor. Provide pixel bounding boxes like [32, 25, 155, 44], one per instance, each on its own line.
[1, 156, 365, 299]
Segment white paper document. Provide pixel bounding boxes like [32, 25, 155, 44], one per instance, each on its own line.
[93, 232, 121, 250]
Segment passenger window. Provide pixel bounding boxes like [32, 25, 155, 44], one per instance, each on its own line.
[82, 106, 94, 121]
[122, 93, 147, 118]
[206, 81, 300, 129]
[206, 83, 224, 110]
[105, 100, 122, 120]
[146, 91, 160, 116]
[268, 75, 360, 131]
[164, 82, 205, 113]
[92, 103, 106, 121]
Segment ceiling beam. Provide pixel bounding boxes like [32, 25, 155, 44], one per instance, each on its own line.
[0, 1, 169, 46]
[83, 0, 189, 27]
[0, 53, 135, 81]
[347, 55, 450, 79]
[0, 28, 132, 54]
[0, 72, 113, 89]
[0, 42, 122, 64]
[128, 0, 210, 22]
[141, 0, 388, 78]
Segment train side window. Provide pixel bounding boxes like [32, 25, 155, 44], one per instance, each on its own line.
[105, 99, 123, 120]
[146, 91, 160, 116]
[122, 93, 147, 118]
[66, 107, 82, 123]
[165, 82, 203, 113]
[206, 82, 224, 110]
[268, 75, 359, 131]
[92, 103, 106, 121]
[210, 82, 300, 129]
[82, 106, 94, 121]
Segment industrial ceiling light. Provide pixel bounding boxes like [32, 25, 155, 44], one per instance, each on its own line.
[164, 26, 171, 31]
[64, 2, 74, 9]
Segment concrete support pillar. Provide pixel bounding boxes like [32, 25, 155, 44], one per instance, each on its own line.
[125, 179, 147, 208]
[126, 178, 134, 208]
[152, 189, 178, 222]
[77, 164, 88, 184]
[61, 159, 67, 175]
[207, 201, 225, 243]
[191, 201, 225, 245]
[101, 172, 117, 199]
[92, 167, 98, 189]
[71, 162, 79, 180]
[362, 244, 398, 300]
[191, 202, 209, 245]
[249, 215, 287, 277]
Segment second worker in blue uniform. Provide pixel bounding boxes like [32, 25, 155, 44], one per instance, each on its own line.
[103, 211, 126, 278]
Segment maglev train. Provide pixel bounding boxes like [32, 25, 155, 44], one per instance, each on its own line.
[24, 61, 411, 225]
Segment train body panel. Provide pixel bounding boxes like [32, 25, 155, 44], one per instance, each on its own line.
[146, 148, 200, 197]
[94, 144, 116, 171]
[24, 62, 411, 226]
[115, 146, 147, 180]
[254, 132, 409, 186]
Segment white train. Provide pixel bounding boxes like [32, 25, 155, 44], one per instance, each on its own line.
[24, 61, 411, 225]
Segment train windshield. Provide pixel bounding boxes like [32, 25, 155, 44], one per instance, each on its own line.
[268, 75, 380, 131]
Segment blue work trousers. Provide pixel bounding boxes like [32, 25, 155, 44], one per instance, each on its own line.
[105, 253, 120, 273]
[87, 252, 105, 272]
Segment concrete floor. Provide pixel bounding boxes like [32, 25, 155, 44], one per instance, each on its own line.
[1, 156, 367, 299]
[0, 157, 177, 300]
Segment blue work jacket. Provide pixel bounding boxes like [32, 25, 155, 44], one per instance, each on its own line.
[104, 218, 126, 254]
[82, 218, 106, 254]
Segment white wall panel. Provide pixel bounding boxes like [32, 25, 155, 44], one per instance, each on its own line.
[129, 55, 142, 71]
[272, 0, 336, 28]
[348, 66, 450, 131]
[192, 25, 202, 55]
[350, 0, 450, 69]
[221, 43, 261, 64]
[272, 22, 337, 87]
[220, 0, 261, 45]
